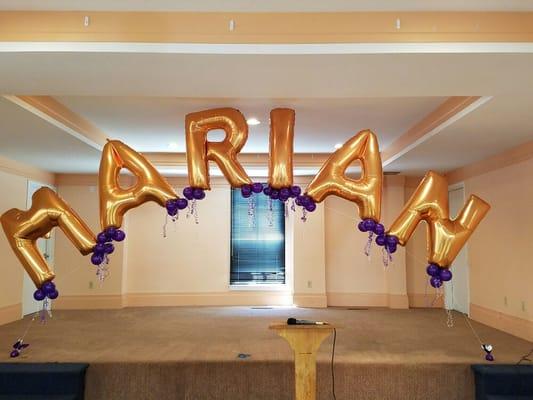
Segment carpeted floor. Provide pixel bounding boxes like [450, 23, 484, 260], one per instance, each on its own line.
[0, 307, 531, 399]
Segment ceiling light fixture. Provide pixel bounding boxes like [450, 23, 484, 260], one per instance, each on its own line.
[334, 143, 343, 149]
[246, 118, 261, 126]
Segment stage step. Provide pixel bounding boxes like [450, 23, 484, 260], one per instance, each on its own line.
[0, 363, 88, 400]
[472, 364, 533, 400]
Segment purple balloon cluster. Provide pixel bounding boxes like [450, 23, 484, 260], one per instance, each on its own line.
[165, 197, 189, 217]
[91, 226, 125, 265]
[357, 219, 399, 253]
[240, 182, 265, 198]
[426, 263, 452, 288]
[182, 186, 206, 201]
[10, 339, 29, 358]
[33, 280, 58, 301]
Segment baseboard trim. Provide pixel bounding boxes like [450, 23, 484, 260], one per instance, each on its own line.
[470, 303, 533, 342]
[0, 303, 21, 325]
[408, 293, 444, 308]
[124, 291, 294, 307]
[293, 294, 328, 308]
[53, 295, 124, 310]
[326, 292, 409, 309]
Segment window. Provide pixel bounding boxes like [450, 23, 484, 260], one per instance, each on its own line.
[230, 186, 286, 285]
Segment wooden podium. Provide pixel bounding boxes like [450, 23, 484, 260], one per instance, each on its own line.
[270, 323, 334, 400]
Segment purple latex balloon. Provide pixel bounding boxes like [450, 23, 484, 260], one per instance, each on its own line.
[193, 188, 205, 200]
[375, 235, 386, 246]
[47, 289, 59, 300]
[280, 188, 291, 198]
[177, 198, 188, 210]
[299, 195, 311, 207]
[242, 191, 252, 199]
[91, 253, 104, 265]
[183, 187, 194, 200]
[94, 243, 106, 254]
[387, 243, 397, 254]
[251, 183, 263, 193]
[10, 350, 19, 358]
[305, 202, 317, 212]
[241, 185, 252, 197]
[42, 281, 55, 295]
[357, 221, 366, 232]
[97, 232, 108, 244]
[263, 186, 272, 196]
[104, 243, 115, 254]
[13, 340, 22, 350]
[363, 219, 376, 232]
[105, 226, 117, 241]
[373, 223, 385, 236]
[290, 185, 302, 197]
[167, 207, 178, 217]
[279, 193, 290, 202]
[485, 354, 494, 362]
[165, 199, 178, 213]
[113, 229, 126, 242]
[33, 289, 46, 301]
[430, 276, 442, 288]
[439, 268, 452, 282]
[386, 235, 399, 247]
[270, 189, 279, 200]
[426, 264, 440, 277]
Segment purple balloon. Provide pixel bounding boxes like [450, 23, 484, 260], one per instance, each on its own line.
[10, 350, 19, 358]
[13, 340, 22, 350]
[270, 189, 279, 200]
[242, 191, 252, 199]
[299, 195, 311, 207]
[363, 219, 376, 232]
[426, 264, 440, 277]
[193, 188, 205, 200]
[113, 229, 126, 242]
[165, 199, 178, 213]
[439, 268, 452, 282]
[42, 281, 55, 295]
[183, 187, 194, 200]
[387, 243, 397, 254]
[251, 183, 263, 193]
[167, 207, 178, 217]
[263, 186, 272, 196]
[280, 188, 291, 198]
[241, 185, 252, 197]
[91, 253, 104, 266]
[97, 232, 108, 244]
[177, 198, 188, 210]
[357, 221, 366, 232]
[290, 186, 302, 197]
[279, 193, 290, 202]
[47, 289, 59, 300]
[105, 226, 117, 240]
[386, 235, 399, 247]
[430, 276, 442, 288]
[375, 235, 386, 246]
[485, 354, 494, 362]
[94, 243, 106, 254]
[373, 223, 385, 236]
[305, 202, 317, 212]
[33, 289, 46, 301]
[104, 243, 115, 254]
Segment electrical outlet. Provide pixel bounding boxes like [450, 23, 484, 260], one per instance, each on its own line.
[504, 296, 508, 306]
[307, 280, 312, 288]
[521, 301, 526, 312]
[89, 281, 94, 289]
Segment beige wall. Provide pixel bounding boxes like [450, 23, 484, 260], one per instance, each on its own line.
[464, 157, 532, 340]
[0, 170, 27, 323]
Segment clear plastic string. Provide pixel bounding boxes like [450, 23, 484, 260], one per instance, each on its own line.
[267, 198, 274, 227]
[248, 195, 256, 228]
[364, 232, 374, 260]
[301, 208, 308, 222]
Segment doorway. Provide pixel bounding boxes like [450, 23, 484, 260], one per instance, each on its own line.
[22, 181, 56, 316]
[444, 184, 470, 315]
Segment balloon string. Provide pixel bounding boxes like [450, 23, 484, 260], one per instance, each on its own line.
[290, 199, 296, 212]
[364, 232, 374, 259]
[267, 198, 274, 227]
[284, 202, 288, 218]
[301, 208, 308, 222]
[162, 213, 169, 238]
[248, 195, 256, 228]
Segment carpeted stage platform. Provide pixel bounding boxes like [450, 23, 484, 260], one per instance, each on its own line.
[0, 307, 531, 400]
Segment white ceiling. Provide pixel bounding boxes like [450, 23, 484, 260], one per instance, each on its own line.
[57, 96, 445, 153]
[1, 0, 533, 11]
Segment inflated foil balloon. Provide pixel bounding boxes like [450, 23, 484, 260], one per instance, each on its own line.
[387, 171, 490, 267]
[268, 108, 295, 189]
[305, 130, 383, 221]
[0, 187, 96, 288]
[185, 108, 251, 190]
[99, 140, 179, 230]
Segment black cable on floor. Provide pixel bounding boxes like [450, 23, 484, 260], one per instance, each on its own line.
[331, 327, 337, 400]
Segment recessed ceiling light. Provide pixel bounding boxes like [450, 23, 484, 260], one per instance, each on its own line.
[334, 143, 343, 149]
[168, 142, 178, 150]
[246, 118, 261, 126]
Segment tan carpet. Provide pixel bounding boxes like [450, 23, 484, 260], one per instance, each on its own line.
[0, 307, 530, 399]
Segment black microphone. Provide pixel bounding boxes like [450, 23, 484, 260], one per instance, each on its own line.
[287, 317, 328, 325]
